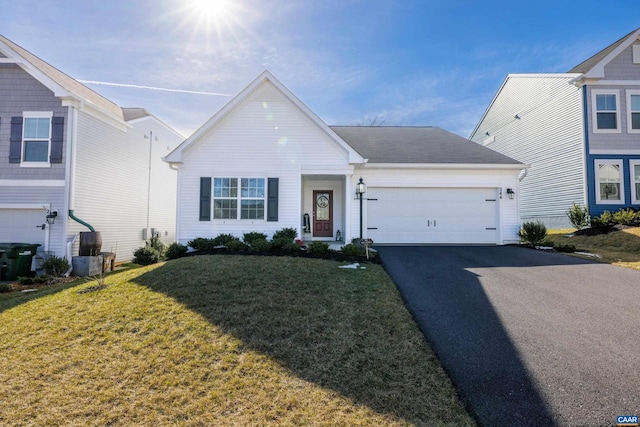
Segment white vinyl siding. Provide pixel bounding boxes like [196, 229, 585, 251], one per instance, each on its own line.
[631, 160, 640, 204]
[175, 81, 351, 243]
[591, 89, 621, 133]
[470, 75, 584, 228]
[73, 111, 181, 261]
[594, 159, 624, 204]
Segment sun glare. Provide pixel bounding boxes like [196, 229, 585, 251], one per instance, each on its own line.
[192, 0, 229, 20]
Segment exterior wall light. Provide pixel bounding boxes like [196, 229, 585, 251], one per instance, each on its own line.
[506, 188, 515, 199]
[46, 210, 58, 225]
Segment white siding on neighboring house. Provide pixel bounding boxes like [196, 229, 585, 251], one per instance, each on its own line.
[175, 81, 352, 244]
[350, 167, 522, 244]
[471, 75, 585, 228]
[71, 111, 181, 261]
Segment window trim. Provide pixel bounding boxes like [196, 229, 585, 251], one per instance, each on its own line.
[591, 89, 621, 134]
[212, 177, 266, 220]
[595, 159, 625, 204]
[20, 111, 53, 168]
[630, 160, 640, 205]
[626, 90, 640, 134]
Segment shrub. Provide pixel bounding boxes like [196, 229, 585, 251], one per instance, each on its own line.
[187, 238, 216, 252]
[166, 242, 188, 260]
[42, 256, 70, 277]
[271, 237, 301, 253]
[555, 244, 576, 253]
[307, 241, 330, 255]
[17, 276, 51, 285]
[566, 203, 589, 230]
[243, 232, 268, 244]
[519, 221, 547, 245]
[272, 228, 297, 241]
[249, 239, 272, 253]
[280, 242, 302, 254]
[591, 211, 615, 227]
[0, 282, 12, 293]
[613, 208, 638, 226]
[224, 238, 248, 252]
[341, 243, 363, 257]
[133, 246, 164, 266]
[212, 233, 238, 246]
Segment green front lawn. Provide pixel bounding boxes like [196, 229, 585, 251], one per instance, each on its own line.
[0, 255, 474, 426]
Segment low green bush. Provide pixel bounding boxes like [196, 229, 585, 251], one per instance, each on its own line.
[519, 221, 547, 245]
[224, 239, 248, 252]
[212, 233, 238, 246]
[17, 276, 51, 285]
[272, 228, 297, 241]
[187, 238, 216, 252]
[0, 282, 12, 293]
[613, 208, 638, 225]
[591, 211, 615, 227]
[554, 244, 577, 253]
[307, 241, 330, 255]
[42, 256, 70, 277]
[243, 232, 268, 244]
[566, 203, 589, 230]
[166, 242, 188, 260]
[249, 239, 272, 253]
[340, 243, 363, 257]
[133, 246, 164, 266]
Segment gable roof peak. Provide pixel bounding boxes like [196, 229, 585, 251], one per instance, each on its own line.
[569, 27, 640, 76]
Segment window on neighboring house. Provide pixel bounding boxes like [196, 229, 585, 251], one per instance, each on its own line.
[595, 160, 624, 204]
[631, 161, 640, 204]
[627, 91, 640, 132]
[23, 116, 51, 162]
[592, 90, 620, 132]
[213, 177, 265, 219]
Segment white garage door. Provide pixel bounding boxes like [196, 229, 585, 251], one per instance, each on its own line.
[0, 208, 47, 247]
[367, 188, 499, 244]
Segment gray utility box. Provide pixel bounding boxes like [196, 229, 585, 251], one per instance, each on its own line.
[72, 255, 103, 276]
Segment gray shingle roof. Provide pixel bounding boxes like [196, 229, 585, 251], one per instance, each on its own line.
[568, 28, 639, 73]
[0, 35, 124, 120]
[330, 126, 523, 165]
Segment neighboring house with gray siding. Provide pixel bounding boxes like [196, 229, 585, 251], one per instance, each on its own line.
[471, 28, 640, 228]
[0, 35, 183, 265]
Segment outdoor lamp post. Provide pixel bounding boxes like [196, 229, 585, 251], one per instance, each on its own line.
[356, 177, 366, 239]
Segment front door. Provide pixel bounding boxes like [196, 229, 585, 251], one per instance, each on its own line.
[313, 190, 333, 237]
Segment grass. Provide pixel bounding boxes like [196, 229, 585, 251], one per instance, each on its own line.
[0, 255, 474, 426]
[545, 227, 640, 270]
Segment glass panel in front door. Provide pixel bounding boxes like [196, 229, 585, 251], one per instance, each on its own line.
[316, 193, 330, 220]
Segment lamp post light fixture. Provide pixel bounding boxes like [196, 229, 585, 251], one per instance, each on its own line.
[46, 210, 58, 225]
[355, 177, 366, 239]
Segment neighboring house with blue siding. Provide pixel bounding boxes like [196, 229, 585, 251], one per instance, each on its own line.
[471, 28, 640, 228]
[0, 35, 183, 265]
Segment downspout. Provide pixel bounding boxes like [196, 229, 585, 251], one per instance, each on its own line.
[68, 209, 95, 232]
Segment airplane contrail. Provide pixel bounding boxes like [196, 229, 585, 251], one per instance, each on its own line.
[78, 80, 233, 97]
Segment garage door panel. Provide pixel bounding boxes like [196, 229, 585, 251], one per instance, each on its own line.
[367, 188, 499, 244]
[0, 209, 47, 246]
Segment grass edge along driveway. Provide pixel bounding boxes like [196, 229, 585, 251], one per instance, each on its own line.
[0, 255, 474, 426]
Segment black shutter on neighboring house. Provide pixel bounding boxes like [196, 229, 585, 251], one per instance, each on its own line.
[200, 177, 212, 221]
[9, 117, 23, 163]
[267, 177, 279, 222]
[50, 117, 64, 163]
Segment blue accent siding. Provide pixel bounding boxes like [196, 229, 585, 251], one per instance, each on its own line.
[583, 85, 597, 215]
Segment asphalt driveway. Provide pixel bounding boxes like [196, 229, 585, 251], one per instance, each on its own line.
[376, 246, 640, 427]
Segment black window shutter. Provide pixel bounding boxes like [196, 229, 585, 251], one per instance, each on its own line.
[50, 117, 64, 163]
[9, 117, 23, 163]
[200, 177, 212, 221]
[267, 177, 279, 221]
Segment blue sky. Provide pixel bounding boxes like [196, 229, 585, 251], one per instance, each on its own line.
[2, 0, 640, 137]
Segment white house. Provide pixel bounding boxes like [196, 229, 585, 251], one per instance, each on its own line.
[470, 28, 640, 228]
[165, 71, 527, 246]
[0, 35, 183, 264]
